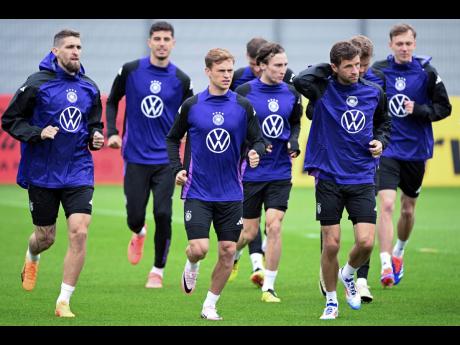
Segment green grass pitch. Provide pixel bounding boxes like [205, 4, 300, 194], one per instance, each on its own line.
[0, 184, 459, 325]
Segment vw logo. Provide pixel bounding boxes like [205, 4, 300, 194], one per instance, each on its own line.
[206, 128, 231, 153]
[141, 95, 164, 118]
[389, 94, 411, 117]
[341, 109, 366, 134]
[262, 114, 284, 138]
[59, 106, 82, 133]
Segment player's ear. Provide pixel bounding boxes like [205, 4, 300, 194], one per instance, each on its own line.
[331, 63, 338, 74]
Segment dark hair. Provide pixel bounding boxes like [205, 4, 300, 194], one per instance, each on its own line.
[330, 41, 360, 66]
[256, 42, 285, 65]
[53, 29, 80, 47]
[350, 35, 374, 59]
[246, 37, 268, 58]
[205, 48, 235, 68]
[389, 23, 416, 40]
[150, 21, 174, 37]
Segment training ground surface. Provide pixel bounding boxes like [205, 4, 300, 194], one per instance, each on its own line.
[0, 185, 459, 326]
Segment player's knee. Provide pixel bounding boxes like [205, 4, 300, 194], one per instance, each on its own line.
[381, 198, 395, 214]
[219, 243, 236, 266]
[69, 226, 88, 246]
[127, 217, 144, 232]
[400, 204, 415, 219]
[189, 242, 208, 259]
[266, 222, 281, 239]
[35, 225, 56, 249]
[323, 240, 340, 255]
[243, 227, 258, 243]
[356, 237, 374, 253]
[154, 211, 172, 224]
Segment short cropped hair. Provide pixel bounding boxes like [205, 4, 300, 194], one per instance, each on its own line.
[53, 29, 80, 47]
[205, 48, 235, 68]
[330, 41, 360, 66]
[350, 35, 374, 59]
[150, 21, 174, 37]
[389, 23, 416, 40]
[256, 42, 285, 65]
[246, 37, 268, 59]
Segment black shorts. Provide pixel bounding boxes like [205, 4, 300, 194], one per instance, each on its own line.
[124, 162, 175, 229]
[315, 180, 376, 226]
[243, 179, 292, 219]
[376, 157, 425, 198]
[183, 199, 243, 242]
[28, 185, 94, 226]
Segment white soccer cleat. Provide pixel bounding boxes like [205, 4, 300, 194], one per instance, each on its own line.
[181, 268, 198, 295]
[320, 303, 339, 320]
[201, 305, 223, 321]
[356, 278, 373, 303]
[338, 268, 361, 310]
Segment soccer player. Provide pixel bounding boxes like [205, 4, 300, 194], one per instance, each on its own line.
[106, 21, 193, 288]
[317, 35, 386, 303]
[1, 29, 104, 317]
[229, 37, 296, 285]
[294, 41, 391, 320]
[166, 48, 265, 320]
[372, 23, 451, 288]
[234, 42, 302, 302]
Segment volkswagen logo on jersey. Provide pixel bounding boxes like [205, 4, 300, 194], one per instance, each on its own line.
[346, 96, 358, 107]
[262, 114, 284, 138]
[341, 109, 366, 134]
[141, 95, 164, 118]
[66, 89, 78, 103]
[150, 80, 162, 94]
[206, 128, 231, 153]
[59, 106, 82, 132]
[212, 112, 225, 126]
[268, 98, 279, 112]
[395, 77, 406, 91]
[389, 94, 411, 117]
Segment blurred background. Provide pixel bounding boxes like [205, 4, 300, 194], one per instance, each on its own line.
[1, 19, 459, 94]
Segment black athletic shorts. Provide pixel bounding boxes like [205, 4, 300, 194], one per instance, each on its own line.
[28, 185, 94, 226]
[183, 199, 243, 242]
[243, 179, 292, 219]
[315, 179, 376, 226]
[376, 157, 425, 198]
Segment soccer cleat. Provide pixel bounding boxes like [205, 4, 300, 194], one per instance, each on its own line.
[250, 268, 264, 288]
[356, 279, 373, 303]
[201, 305, 223, 321]
[228, 260, 239, 282]
[261, 289, 281, 303]
[320, 303, 339, 320]
[21, 257, 39, 291]
[392, 255, 404, 285]
[338, 268, 361, 310]
[127, 227, 146, 265]
[55, 301, 75, 318]
[380, 267, 395, 288]
[145, 272, 163, 288]
[319, 266, 326, 297]
[181, 269, 198, 295]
